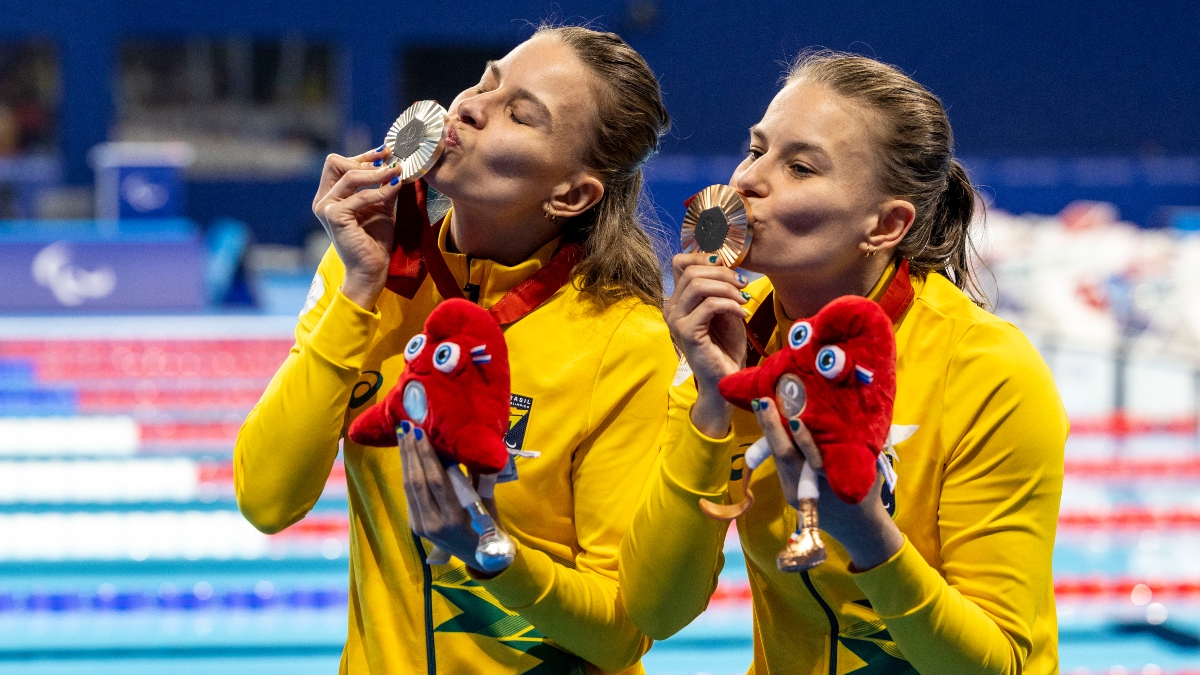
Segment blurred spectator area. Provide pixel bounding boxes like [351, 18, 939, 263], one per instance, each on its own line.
[0, 41, 56, 156]
[0, 41, 59, 220]
[0, 1, 1197, 246]
[116, 38, 339, 179]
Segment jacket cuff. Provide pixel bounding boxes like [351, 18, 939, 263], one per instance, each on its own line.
[660, 399, 736, 497]
[305, 289, 381, 372]
[851, 536, 941, 617]
[475, 542, 555, 610]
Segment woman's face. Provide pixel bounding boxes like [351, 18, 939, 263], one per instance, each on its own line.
[425, 35, 599, 219]
[732, 79, 889, 279]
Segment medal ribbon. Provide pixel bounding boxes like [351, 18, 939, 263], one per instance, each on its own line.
[745, 258, 914, 362]
[385, 179, 582, 326]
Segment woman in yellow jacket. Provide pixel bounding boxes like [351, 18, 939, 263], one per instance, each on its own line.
[235, 27, 677, 674]
[621, 52, 1067, 675]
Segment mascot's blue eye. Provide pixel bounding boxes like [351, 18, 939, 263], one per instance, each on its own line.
[788, 321, 812, 349]
[432, 342, 461, 373]
[815, 345, 846, 379]
[404, 334, 426, 361]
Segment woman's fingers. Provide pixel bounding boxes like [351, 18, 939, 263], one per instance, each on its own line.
[321, 165, 402, 204]
[398, 430, 437, 530]
[753, 397, 805, 509]
[669, 276, 749, 320]
[351, 144, 392, 164]
[415, 438, 461, 517]
[679, 296, 750, 335]
[672, 252, 736, 281]
[325, 179, 405, 223]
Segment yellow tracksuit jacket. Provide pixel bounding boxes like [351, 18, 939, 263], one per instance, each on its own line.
[235, 221, 677, 674]
[621, 264, 1068, 675]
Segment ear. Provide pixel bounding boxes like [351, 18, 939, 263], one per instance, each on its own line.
[866, 199, 915, 253]
[546, 173, 605, 220]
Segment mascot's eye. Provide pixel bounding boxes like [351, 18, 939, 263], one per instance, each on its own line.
[432, 342, 461, 373]
[815, 345, 846, 379]
[787, 321, 813, 349]
[404, 334, 427, 362]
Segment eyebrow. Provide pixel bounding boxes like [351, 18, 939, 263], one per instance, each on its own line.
[749, 126, 832, 165]
[485, 61, 553, 124]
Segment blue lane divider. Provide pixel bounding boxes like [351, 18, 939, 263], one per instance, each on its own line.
[0, 359, 35, 385]
[0, 386, 79, 416]
[0, 587, 349, 613]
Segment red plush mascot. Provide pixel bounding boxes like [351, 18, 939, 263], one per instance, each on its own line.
[708, 295, 897, 572]
[348, 298, 517, 571]
[348, 298, 510, 474]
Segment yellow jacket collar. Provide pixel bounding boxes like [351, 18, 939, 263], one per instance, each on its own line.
[435, 209, 564, 309]
[769, 259, 908, 347]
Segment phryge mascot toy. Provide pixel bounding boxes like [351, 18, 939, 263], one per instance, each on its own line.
[348, 298, 517, 572]
[707, 295, 898, 572]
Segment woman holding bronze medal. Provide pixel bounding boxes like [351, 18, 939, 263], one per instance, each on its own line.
[621, 52, 1067, 674]
[235, 26, 675, 674]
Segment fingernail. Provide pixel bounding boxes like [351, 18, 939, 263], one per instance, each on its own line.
[740, 290, 752, 301]
[751, 399, 760, 411]
[373, 159, 382, 167]
[708, 254, 719, 264]
[736, 273, 747, 284]
[399, 420, 411, 434]
[413, 427, 424, 441]
[788, 419, 801, 432]
[390, 176, 400, 186]
[375, 144, 385, 152]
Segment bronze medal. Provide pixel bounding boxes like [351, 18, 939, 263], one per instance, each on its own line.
[681, 184, 753, 267]
[385, 100, 448, 183]
[775, 373, 807, 418]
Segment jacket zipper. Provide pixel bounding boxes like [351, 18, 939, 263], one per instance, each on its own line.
[411, 532, 437, 675]
[801, 571, 838, 675]
[464, 256, 481, 303]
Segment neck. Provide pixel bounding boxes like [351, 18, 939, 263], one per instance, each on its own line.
[769, 256, 893, 321]
[447, 201, 560, 267]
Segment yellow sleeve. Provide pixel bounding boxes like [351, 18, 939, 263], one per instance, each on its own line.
[478, 306, 676, 673]
[853, 321, 1067, 675]
[618, 373, 736, 640]
[234, 246, 381, 533]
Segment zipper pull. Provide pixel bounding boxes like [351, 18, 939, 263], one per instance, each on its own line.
[464, 256, 481, 303]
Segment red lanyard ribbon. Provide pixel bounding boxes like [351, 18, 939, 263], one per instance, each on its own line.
[384, 180, 582, 326]
[746, 258, 914, 361]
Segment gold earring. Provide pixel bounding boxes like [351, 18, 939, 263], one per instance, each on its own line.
[864, 242, 877, 257]
[543, 203, 561, 225]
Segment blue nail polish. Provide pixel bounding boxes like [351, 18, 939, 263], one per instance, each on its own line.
[373, 159, 382, 167]
[788, 419, 801, 432]
[390, 176, 399, 186]
[398, 420, 410, 434]
[737, 273, 747, 284]
[413, 427, 424, 441]
[375, 144, 385, 152]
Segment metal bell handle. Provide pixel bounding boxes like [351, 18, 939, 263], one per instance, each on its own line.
[444, 463, 516, 573]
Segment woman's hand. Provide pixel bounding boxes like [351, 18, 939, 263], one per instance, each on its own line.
[752, 397, 904, 571]
[312, 146, 404, 310]
[396, 428, 495, 573]
[664, 252, 750, 438]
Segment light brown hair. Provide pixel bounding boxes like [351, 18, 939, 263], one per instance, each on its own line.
[788, 50, 985, 303]
[538, 25, 670, 308]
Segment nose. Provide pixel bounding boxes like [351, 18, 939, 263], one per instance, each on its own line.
[732, 157, 768, 200]
[453, 90, 487, 130]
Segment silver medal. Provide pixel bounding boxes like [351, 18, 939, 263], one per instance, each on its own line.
[385, 100, 448, 183]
